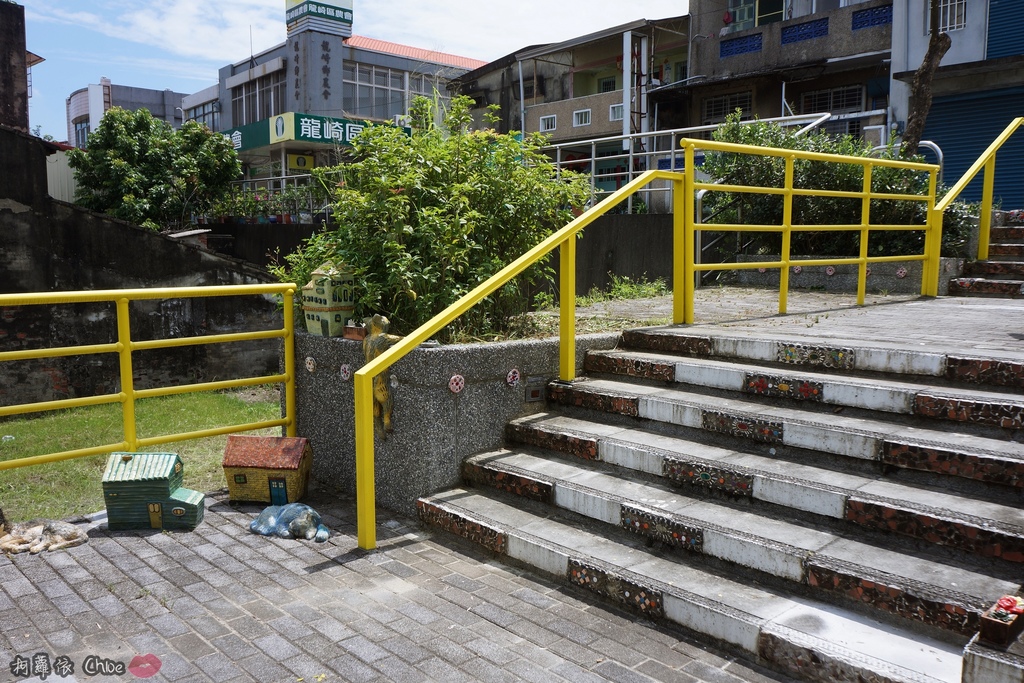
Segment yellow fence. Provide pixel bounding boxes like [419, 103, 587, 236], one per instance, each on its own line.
[677, 138, 940, 323]
[0, 284, 297, 471]
[934, 117, 1024, 261]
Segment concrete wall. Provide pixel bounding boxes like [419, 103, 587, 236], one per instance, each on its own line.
[0, 125, 283, 406]
[294, 331, 618, 514]
[0, 2, 28, 133]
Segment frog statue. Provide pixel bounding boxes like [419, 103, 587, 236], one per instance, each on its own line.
[362, 314, 402, 434]
[249, 503, 330, 543]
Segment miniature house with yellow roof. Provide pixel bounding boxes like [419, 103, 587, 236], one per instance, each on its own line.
[222, 435, 312, 504]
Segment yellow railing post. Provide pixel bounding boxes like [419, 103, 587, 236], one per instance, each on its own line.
[857, 163, 873, 306]
[779, 154, 795, 315]
[924, 169, 942, 297]
[283, 287, 297, 437]
[559, 236, 577, 382]
[115, 298, 138, 452]
[674, 170, 691, 325]
[354, 373, 376, 550]
[979, 157, 996, 261]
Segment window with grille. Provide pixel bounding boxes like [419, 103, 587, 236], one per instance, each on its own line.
[801, 85, 864, 115]
[932, 0, 966, 32]
[573, 109, 591, 127]
[186, 101, 221, 132]
[231, 70, 286, 127]
[539, 115, 557, 132]
[598, 77, 617, 93]
[702, 91, 752, 125]
[342, 65, 443, 121]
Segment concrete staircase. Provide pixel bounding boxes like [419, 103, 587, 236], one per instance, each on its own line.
[417, 326, 1024, 682]
[950, 212, 1024, 298]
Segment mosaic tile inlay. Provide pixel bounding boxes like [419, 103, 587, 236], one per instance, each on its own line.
[585, 354, 675, 382]
[505, 422, 599, 460]
[416, 500, 507, 554]
[759, 629, 880, 683]
[702, 410, 783, 444]
[568, 559, 664, 619]
[845, 499, 1024, 563]
[806, 560, 977, 634]
[914, 393, 1024, 429]
[776, 343, 854, 370]
[621, 330, 712, 356]
[620, 505, 703, 552]
[744, 373, 824, 402]
[663, 456, 753, 498]
[945, 356, 1024, 390]
[463, 462, 553, 503]
[547, 384, 640, 417]
[882, 441, 1024, 489]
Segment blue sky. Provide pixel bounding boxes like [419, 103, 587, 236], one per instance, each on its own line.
[22, 0, 690, 142]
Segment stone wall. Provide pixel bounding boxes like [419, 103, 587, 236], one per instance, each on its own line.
[0, 125, 283, 406]
[294, 331, 618, 514]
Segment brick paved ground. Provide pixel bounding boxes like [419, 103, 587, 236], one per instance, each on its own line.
[1, 485, 791, 683]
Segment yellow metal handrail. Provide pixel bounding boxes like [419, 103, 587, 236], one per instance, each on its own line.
[677, 137, 940, 322]
[353, 170, 685, 549]
[934, 117, 1024, 260]
[0, 284, 297, 470]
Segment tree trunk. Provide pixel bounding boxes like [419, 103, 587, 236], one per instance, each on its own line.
[901, 1, 952, 158]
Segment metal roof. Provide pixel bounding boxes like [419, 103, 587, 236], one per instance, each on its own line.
[344, 35, 487, 70]
[102, 452, 180, 482]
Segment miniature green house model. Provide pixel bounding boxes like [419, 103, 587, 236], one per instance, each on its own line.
[101, 452, 205, 530]
[222, 435, 312, 504]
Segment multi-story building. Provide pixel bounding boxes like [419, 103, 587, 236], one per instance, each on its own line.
[684, 0, 893, 142]
[65, 78, 188, 149]
[892, 0, 1024, 206]
[187, 1, 484, 180]
[450, 16, 690, 196]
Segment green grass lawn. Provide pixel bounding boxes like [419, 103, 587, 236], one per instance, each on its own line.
[0, 389, 281, 522]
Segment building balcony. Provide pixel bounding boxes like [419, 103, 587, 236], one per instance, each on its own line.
[525, 91, 628, 143]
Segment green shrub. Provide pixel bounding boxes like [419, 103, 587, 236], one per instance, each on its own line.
[271, 96, 590, 339]
[700, 112, 975, 259]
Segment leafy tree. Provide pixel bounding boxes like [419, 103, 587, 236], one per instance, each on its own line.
[272, 95, 591, 339]
[68, 107, 240, 230]
[700, 112, 973, 259]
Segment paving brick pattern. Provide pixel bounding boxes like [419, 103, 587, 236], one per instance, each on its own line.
[1, 488, 789, 683]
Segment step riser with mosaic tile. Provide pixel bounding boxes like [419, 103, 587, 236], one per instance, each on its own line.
[459, 454, 1015, 636]
[620, 329, 1024, 391]
[546, 382, 1024, 489]
[949, 278, 1024, 298]
[990, 226, 1024, 241]
[417, 490, 964, 683]
[963, 261, 1024, 278]
[499, 420, 1024, 562]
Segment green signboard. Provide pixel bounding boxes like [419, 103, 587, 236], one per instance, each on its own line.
[286, 0, 353, 26]
[222, 112, 369, 153]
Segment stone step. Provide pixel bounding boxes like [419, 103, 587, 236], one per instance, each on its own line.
[585, 350, 1024, 431]
[949, 278, 1024, 298]
[463, 448, 1022, 636]
[990, 226, 1024, 241]
[619, 327, 1024, 391]
[546, 377, 1024, 492]
[963, 260, 1024, 279]
[505, 413, 1024, 561]
[418, 488, 964, 683]
[990, 244, 1024, 259]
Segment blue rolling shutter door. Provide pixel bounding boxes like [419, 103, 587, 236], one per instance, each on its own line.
[988, 0, 1024, 60]
[922, 88, 1024, 209]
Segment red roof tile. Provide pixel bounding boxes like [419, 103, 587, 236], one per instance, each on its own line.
[344, 35, 487, 70]
[223, 435, 310, 470]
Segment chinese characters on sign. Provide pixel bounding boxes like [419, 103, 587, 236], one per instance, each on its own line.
[9, 653, 76, 680]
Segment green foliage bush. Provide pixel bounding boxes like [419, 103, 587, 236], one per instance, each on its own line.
[700, 113, 975, 258]
[271, 95, 590, 339]
[68, 108, 241, 230]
